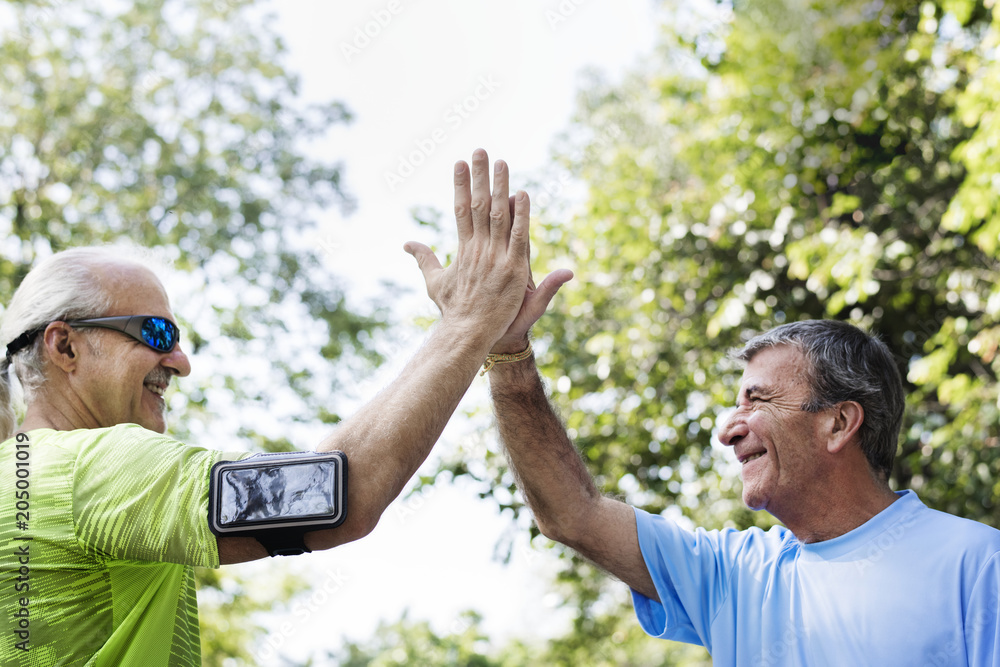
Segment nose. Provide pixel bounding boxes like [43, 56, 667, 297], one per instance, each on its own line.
[717, 408, 748, 448]
[162, 344, 192, 377]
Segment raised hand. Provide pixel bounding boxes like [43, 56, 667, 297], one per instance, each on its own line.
[489, 228, 573, 354]
[405, 149, 537, 349]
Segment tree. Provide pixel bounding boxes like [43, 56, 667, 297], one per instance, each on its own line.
[0, 0, 386, 662]
[1, 0, 386, 436]
[323, 608, 710, 667]
[436, 0, 999, 661]
[327, 610, 520, 667]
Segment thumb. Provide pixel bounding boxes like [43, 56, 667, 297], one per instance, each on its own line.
[524, 269, 574, 318]
[403, 242, 443, 276]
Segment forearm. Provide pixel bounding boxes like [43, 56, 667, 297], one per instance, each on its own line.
[488, 357, 602, 544]
[489, 356, 657, 599]
[308, 321, 493, 549]
[221, 151, 546, 563]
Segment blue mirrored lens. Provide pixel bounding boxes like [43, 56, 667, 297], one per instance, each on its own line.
[141, 317, 177, 352]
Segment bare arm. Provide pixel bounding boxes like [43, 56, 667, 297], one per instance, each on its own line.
[219, 150, 533, 563]
[488, 357, 658, 600]
[480, 241, 655, 598]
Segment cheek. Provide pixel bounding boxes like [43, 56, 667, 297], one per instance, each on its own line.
[745, 411, 771, 438]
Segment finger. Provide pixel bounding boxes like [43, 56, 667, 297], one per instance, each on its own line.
[453, 160, 473, 243]
[510, 193, 530, 286]
[490, 159, 511, 248]
[537, 268, 574, 293]
[469, 149, 491, 237]
[495, 268, 574, 348]
[508, 190, 531, 263]
[403, 241, 444, 277]
[523, 269, 574, 321]
[526, 235, 535, 291]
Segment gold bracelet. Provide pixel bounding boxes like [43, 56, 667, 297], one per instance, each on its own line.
[480, 341, 533, 376]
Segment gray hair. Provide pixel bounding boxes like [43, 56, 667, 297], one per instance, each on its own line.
[0, 247, 155, 440]
[732, 319, 905, 481]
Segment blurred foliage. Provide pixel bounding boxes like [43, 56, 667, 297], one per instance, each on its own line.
[0, 0, 388, 663]
[435, 0, 1000, 662]
[5, 0, 999, 663]
[327, 610, 523, 667]
[0, 0, 388, 443]
[319, 608, 711, 667]
[196, 563, 312, 666]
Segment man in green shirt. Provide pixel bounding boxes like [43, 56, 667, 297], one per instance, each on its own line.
[0, 150, 573, 665]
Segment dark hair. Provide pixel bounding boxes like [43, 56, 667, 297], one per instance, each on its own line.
[732, 320, 905, 480]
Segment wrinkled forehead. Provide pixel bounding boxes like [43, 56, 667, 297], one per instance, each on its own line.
[737, 344, 813, 397]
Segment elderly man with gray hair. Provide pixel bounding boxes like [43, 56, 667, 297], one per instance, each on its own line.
[0, 150, 572, 665]
[484, 310, 1000, 664]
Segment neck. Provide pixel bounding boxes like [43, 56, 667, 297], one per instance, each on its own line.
[19, 396, 95, 433]
[777, 476, 899, 544]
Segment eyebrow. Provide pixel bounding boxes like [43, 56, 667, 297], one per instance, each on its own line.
[741, 384, 773, 400]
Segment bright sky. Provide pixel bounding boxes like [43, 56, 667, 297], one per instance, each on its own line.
[226, 1, 663, 662]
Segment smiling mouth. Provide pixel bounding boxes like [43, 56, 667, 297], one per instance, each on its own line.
[741, 452, 766, 464]
[144, 383, 166, 397]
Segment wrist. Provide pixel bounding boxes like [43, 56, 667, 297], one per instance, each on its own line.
[486, 349, 540, 391]
[428, 320, 497, 363]
[489, 335, 531, 356]
[436, 316, 497, 343]
[480, 341, 533, 376]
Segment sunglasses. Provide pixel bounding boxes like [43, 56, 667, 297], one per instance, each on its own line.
[6, 316, 180, 362]
[66, 316, 180, 353]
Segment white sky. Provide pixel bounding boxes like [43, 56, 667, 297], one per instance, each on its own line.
[285, 0, 660, 303]
[230, 1, 663, 662]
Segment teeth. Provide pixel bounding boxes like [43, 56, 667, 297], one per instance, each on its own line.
[743, 453, 764, 463]
[145, 383, 165, 396]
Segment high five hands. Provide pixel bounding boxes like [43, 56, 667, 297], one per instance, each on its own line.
[405, 149, 573, 355]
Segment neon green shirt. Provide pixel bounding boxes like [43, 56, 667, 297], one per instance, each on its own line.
[1, 425, 246, 666]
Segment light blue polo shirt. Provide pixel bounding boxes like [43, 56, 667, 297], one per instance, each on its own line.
[632, 491, 1000, 666]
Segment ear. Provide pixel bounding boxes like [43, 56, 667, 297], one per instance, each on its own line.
[826, 401, 864, 455]
[42, 322, 83, 373]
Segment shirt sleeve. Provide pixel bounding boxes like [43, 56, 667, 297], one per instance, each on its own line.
[71, 424, 247, 568]
[966, 551, 1000, 666]
[630, 506, 781, 651]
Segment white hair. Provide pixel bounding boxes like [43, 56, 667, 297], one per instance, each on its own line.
[0, 246, 163, 440]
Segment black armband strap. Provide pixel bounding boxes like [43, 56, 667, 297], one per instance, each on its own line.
[255, 529, 312, 558]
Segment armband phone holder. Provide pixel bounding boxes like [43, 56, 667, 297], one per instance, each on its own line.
[208, 451, 347, 557]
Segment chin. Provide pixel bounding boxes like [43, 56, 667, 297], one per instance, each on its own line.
[139, 414, 168, 434]
[742, 487, 770, 512]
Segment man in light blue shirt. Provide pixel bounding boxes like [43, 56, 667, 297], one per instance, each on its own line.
[483, 317, 1000, 665]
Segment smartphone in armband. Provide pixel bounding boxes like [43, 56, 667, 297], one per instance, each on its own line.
[208, 451, 347, 557]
